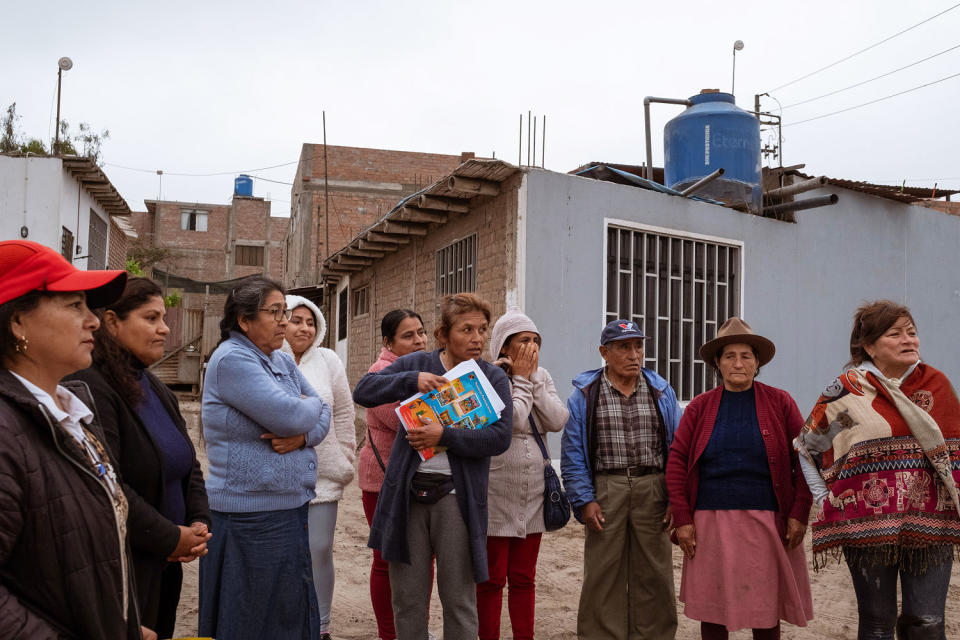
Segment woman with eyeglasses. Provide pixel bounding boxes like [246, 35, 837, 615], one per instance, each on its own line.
[199, 275, 332, 640]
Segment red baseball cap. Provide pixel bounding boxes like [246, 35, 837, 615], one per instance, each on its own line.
[0, 240, 127, 308]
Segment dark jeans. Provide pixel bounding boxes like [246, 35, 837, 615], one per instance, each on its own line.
[844, 547, 952, 640]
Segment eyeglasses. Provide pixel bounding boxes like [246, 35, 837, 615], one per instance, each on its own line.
[259, 306, 292, 322]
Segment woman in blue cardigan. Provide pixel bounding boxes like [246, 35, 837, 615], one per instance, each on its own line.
[353, 293, 512, 640]
[199, 276, 331, 640]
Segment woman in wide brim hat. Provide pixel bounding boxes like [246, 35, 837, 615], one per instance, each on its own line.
[665, 317, 814, 639]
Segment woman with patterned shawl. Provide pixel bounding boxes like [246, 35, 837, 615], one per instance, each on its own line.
[795, 300, 960, 640]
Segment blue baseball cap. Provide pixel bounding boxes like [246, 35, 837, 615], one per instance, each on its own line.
[600, 319, 647, 346]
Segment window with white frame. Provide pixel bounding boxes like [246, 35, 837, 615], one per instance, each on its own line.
[436, 234, 477, 296]
[605, 224, 741, 402]
[352, 286, 369, 318]
[180, 209, 208, 232]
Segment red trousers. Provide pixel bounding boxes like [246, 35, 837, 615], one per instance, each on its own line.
[362, 490, 396, 640]
[476, 533, 543, 640]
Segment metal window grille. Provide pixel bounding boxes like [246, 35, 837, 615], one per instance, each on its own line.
[87, 211, 108, 270]
[337, 288, 348, 341]
[234, 244, 264, 266]
[352, 287, 369, 318]
[436, 234, 477, 296]
[605, 225, 741, 402]
[180, 209, 208, 232]
[60, 226, 74, 261]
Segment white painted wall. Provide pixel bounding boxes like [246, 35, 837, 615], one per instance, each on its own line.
[523, 169, 960, 413]
[0, 155, 111, 268]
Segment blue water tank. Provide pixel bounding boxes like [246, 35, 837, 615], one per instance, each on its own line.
[234, 174, 254, 197]
[664, 92, 761, 213]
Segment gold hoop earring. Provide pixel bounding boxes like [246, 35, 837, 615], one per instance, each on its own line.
[15, 335, 28, 353]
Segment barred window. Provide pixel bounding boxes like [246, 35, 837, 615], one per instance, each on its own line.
[61, 226, 74, 261]
[181, 209, 208, 232]
[352, 286, 369, 318]
[87, 210, 108, 270]
[235, 244, 264, 266]
[337, 288, 348, 341]
[436, 234, 477, 296]
[605, 224, 741, 402]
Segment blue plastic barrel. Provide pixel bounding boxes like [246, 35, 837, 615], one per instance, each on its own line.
[234, 174, 254, 197]
[664, 92, 761, 212]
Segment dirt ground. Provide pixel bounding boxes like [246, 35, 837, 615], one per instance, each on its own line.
[173, 401, 960, 639]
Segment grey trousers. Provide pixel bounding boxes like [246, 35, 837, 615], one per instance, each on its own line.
[390, 493, 477, 640]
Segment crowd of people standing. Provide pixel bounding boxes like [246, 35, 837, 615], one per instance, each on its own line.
[1, 239, 959, 640]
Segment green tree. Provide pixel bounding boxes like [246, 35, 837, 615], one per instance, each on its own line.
[51, 121, 78, 156]
[76, 122, 109, 165]
[1, 103, 21, 153]
[20, 138, 47, 154]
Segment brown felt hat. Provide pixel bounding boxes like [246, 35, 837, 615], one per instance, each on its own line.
[699, 317, 776, 367]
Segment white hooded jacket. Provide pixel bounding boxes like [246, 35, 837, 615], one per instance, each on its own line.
[282, 295, 356, 503]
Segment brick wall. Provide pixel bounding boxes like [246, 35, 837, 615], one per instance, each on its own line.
[285, 145, 475, 288]
[918, 200, 960, 216]
[343, 174, 519, 388]
[144, 197, 286, 287]
[107, 217, 129, 270]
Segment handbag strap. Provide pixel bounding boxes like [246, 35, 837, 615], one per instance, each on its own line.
[527, 415, 550, 461]
[368, 429, 386, 471]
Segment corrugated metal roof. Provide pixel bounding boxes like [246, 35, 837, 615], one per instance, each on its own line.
[793, 171, 957, 205]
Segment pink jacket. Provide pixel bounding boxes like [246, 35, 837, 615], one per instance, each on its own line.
[358, 348, 401, 492]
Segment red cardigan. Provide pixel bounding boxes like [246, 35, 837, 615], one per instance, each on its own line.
[665, 381, 813, 531]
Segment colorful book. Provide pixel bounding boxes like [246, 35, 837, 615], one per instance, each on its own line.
[395, 359, 505, 461]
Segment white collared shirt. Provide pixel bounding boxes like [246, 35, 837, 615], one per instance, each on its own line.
[9, 371, 94, 443]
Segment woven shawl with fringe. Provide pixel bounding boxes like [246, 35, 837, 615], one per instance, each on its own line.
[795, 364, 960, 570]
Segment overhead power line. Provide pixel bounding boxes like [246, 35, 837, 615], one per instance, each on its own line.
[784, 71, 960, 126]
[781, 42, 960, 109]
[104, 159, 298, 177]
[768, 2, 960, 93]
[248, 174, 293, 185]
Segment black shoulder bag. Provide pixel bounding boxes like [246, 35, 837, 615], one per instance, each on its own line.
[528, 415, 570, 531]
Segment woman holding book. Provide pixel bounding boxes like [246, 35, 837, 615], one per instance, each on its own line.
[358, 308, 428, 640]
[354, 293, 512, 640]
[477, 309, 569, 640]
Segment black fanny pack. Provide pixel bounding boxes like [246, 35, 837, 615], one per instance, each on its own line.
[410, 472, 454, 504]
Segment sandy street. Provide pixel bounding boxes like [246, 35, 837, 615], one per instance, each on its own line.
[173, 401, 960, 639]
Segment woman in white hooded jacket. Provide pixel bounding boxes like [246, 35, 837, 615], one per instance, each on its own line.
[281, 294, 356, 640]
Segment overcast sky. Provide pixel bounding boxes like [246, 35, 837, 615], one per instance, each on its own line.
[3, 0, 958, 215]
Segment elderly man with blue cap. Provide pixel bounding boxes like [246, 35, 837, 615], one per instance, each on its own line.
[561, 319, 683, 639]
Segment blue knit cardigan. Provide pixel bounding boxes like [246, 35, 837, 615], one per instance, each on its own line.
[202, 331, 331, 513]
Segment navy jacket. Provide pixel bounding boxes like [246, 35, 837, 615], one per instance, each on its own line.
[353, 350, 512, 583]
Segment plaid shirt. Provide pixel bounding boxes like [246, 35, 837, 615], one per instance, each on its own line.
[593, 370, 664, 472]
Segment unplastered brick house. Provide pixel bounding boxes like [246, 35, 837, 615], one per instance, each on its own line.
[284, 144, 475, 290]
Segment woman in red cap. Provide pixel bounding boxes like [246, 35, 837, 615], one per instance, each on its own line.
[0, 240, 148, 639]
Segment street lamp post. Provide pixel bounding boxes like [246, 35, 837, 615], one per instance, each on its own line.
[731, 40, 744, 98]
[54, 57, 73, 154]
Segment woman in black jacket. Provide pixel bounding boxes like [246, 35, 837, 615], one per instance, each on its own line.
[0, 239, 142, 639]
[69, 277, 211, 639]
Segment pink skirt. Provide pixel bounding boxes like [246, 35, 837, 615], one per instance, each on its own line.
[679, 509, 813, 631]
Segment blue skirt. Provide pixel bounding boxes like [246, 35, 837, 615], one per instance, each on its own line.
[199, 503, 320, 639]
